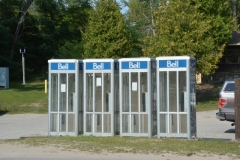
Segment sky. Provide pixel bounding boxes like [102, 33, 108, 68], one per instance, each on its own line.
[117, 0, 129, 14]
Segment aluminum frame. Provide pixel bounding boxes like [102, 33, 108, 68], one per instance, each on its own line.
[48, 59, 82, 136]
[119, 58, 155, 137]
[156, 56, 196, 139]
[83, 59, 118, 136]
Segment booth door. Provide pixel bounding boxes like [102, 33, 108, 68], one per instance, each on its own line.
[158, 71, 187, 135]
[85, 73, 112, 134]
[122, 72, 148, 135]
[50, 73, 77, 135]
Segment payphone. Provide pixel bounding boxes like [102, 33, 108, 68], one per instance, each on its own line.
[83, 59, 118, 136]
[48, 59, 83, 136]
[156, 56, 196, 139]
[119, 58, 155, 137]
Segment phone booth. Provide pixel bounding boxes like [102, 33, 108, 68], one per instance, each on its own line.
[83, 59, 118, 136]
[119, 58, 155, 137]
[48, 59, 83, 136]
[156, 56, 196, 139]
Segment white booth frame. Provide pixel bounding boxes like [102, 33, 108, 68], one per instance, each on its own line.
[156, 56, 196, 139]
[48, 59, 82, 136]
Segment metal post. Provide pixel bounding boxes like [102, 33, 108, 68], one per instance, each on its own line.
[45, 80, 47, 93]
[20, 49, 26, 85]
[235, 78, 240, 140]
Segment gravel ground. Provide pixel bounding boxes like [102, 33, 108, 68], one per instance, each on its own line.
[0, 110, 237, 159]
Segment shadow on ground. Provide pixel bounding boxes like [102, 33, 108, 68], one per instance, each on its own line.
[225, 129, 235, 133]
[0, 110, 8, 116]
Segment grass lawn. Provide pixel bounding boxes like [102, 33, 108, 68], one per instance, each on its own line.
[0, 81, 48, 114]
[1, 136, 240, 158]
[196, 83, 221, 112]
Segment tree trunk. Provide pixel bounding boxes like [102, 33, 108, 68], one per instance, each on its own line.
[149, 0, 156, 36]
[10, 0, 34, 60]
[232, 0, 237, 30]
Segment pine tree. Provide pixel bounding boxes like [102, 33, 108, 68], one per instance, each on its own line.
[83, 0, 132, 58]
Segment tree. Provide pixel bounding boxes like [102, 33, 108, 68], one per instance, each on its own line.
[143, 0, 235, 75]
[0, 0, 92, 80]
[83, 0, 132, 58]
[32, 0, 91, 70]
[57, 1, 92, 59]
[0, 0, 34, 60]
[122, 0, 160, 56]
[229, 0, 240, 25]
[10, 0, 33, 60]
[0, 0, 38, 80]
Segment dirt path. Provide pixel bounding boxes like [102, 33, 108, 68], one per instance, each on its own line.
[0, 143, 237, 160]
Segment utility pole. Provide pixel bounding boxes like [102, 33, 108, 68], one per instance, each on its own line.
[20, 48, 26, 85]
[235, 78, 240, 140]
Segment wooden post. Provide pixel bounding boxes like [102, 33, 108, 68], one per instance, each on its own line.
[235, 78, 240, 140]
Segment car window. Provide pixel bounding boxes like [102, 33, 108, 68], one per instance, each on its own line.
[224, 83, 235, 91]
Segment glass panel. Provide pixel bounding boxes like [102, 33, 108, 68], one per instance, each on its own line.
[50, 113, 57, 132]
[51, 73, 58, 111]
[122, 73, 129, 112]
[95, 73, 102, 112]
[68, 114, 75, 132]
[159, 114, 167, 133]
[180, 114, 187, 133]
[159, 72, 167, 112]
[104, 73, 111, 112]
[169, 114, 177, 133]
[122, 114, 129, 133]
[86, 73, 93, 112]
[60, 74, 67, 112]
[140, 114, 148, 133]
[169, 71, 177, 112]
[179, 71, 186, 112]
[104, 114, 111, 133]
[86, 114, 92, 132]
[131, 114, 139, 133]
[68, 73, 75, 112]
[59, 113, 66, 132]
[131, 72, 138, 112]
[95, 114, 102, 133]
[140, 72, 147, 112]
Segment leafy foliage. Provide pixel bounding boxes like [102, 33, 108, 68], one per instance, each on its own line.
[143, 0, 235, 75]
[0, 0, 237, 79]
[0, 0, 91, 80]
[123, 0, 160, 57]
[83, 0, 132, 58]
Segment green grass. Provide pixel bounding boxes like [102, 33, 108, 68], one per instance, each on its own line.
[196, 84, 221, 112]
[0, 81, 48, 114]
[1, 136, 240, 158]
